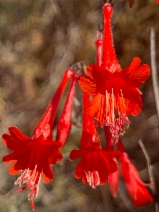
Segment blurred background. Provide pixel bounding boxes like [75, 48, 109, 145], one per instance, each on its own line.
[0, 0, 159, 211]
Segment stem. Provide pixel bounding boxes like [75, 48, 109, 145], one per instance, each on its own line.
[138, 139, 159, 212]
[150, 28, 159, 122]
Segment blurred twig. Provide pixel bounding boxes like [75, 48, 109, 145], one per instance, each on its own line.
[150, 26, 159, 210]
[150, 27, 159, 123]
[138, 139, 159, 212]
[138, 139, 154, 189]
[100, 185, 114, 212]
[119, 181, 139, 212]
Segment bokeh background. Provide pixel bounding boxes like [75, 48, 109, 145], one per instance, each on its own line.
[0, 0, 159, 211]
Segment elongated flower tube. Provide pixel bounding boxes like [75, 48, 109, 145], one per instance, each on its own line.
[95, 31, 103, 67]
[34, 69, 73, 140]
[2, 69, 74, 209]
[70, 93, 120, 188]
[117, 139, 153, 206]
[56, 73, 79, 148]
[79, 3, 150, 141]
[104, 126, 119, 197]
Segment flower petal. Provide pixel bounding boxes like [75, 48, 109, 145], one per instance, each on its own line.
[9, 162, 21, 175]
[120, 153, 153, 206]
[88, 93, 106, 122]
[2, 134, 18, 150]
[2, 152, 17, 163]
[8, 126, 30, 141]
[73, 149, 119, 188]
[42, 163, 54, 183]
[122, 57, 150, 87]
[79, 75, 96, 95]
[48, 150, 63, 164]
[70, 149, 83, 161]
[108, 159, 120, 197]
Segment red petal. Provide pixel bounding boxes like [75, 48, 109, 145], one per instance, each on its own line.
[121, 153, 153, 206]
[79, 75, 96, 95]
[14, 151, 30, 170]
[124, 57, 141, 72]
[115, 91, 142, 116]
[70, 149, 83, 161]
[88, 93, 106, 122]
[9, 162, 21, 175]
[45, 140, 62, 149]
[122, 57, 150, 87]
[2, 134, 18, 150]
[2, 152, 17, 163]
[108, 159, 120, 197]
[48, 150, 63, 164]
[42, 164, 54, 183]
[8, 126, 30, 141]
[111, 77, 142, 115]
[86, 64, 105, 78]
[73, 149, 119, 187]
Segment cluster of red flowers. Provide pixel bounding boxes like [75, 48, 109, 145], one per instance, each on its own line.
[2, 2, 155, 210]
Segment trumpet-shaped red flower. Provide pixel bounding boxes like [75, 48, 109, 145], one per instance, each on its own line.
[3, 127, 62, 207]
[118, 140, 153, 206]
[2, 69, 76, 209]
[70, 145, 120, 188]
[79, 4, 150, 140]
[104, 128, 153, 204]
[70, 93, 120, 188]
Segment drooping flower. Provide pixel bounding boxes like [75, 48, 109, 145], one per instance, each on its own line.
[117, 139, 153, 206]
[104, 127, 153, 204]
[79, 4, 150, 140]
[2, 69, 76, 209]
[3, 127, 62, 209]
[95, 30, 103, 67]
[70, 93, 120, 188]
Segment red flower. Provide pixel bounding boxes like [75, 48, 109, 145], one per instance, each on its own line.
[118, 140, 153, 206]
[104, 128, 153, 204]
[156, 0, 159, 3]
[2, 69, 75, 209]
[2, 127, 62, 207]
[70, 93, 120, 188]
[79, 4, 150, 139]
[70, 145, 120, 188]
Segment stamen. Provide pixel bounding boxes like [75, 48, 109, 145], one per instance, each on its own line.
[84, 171, 100, 188]
[105, 90, 108, 123]
[31, 198, 35, 210]
[15, 165, 41, 206]
[106, 90, 111, 125]
[120, 89, 126, 114]
[111, 88, 115, 125]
